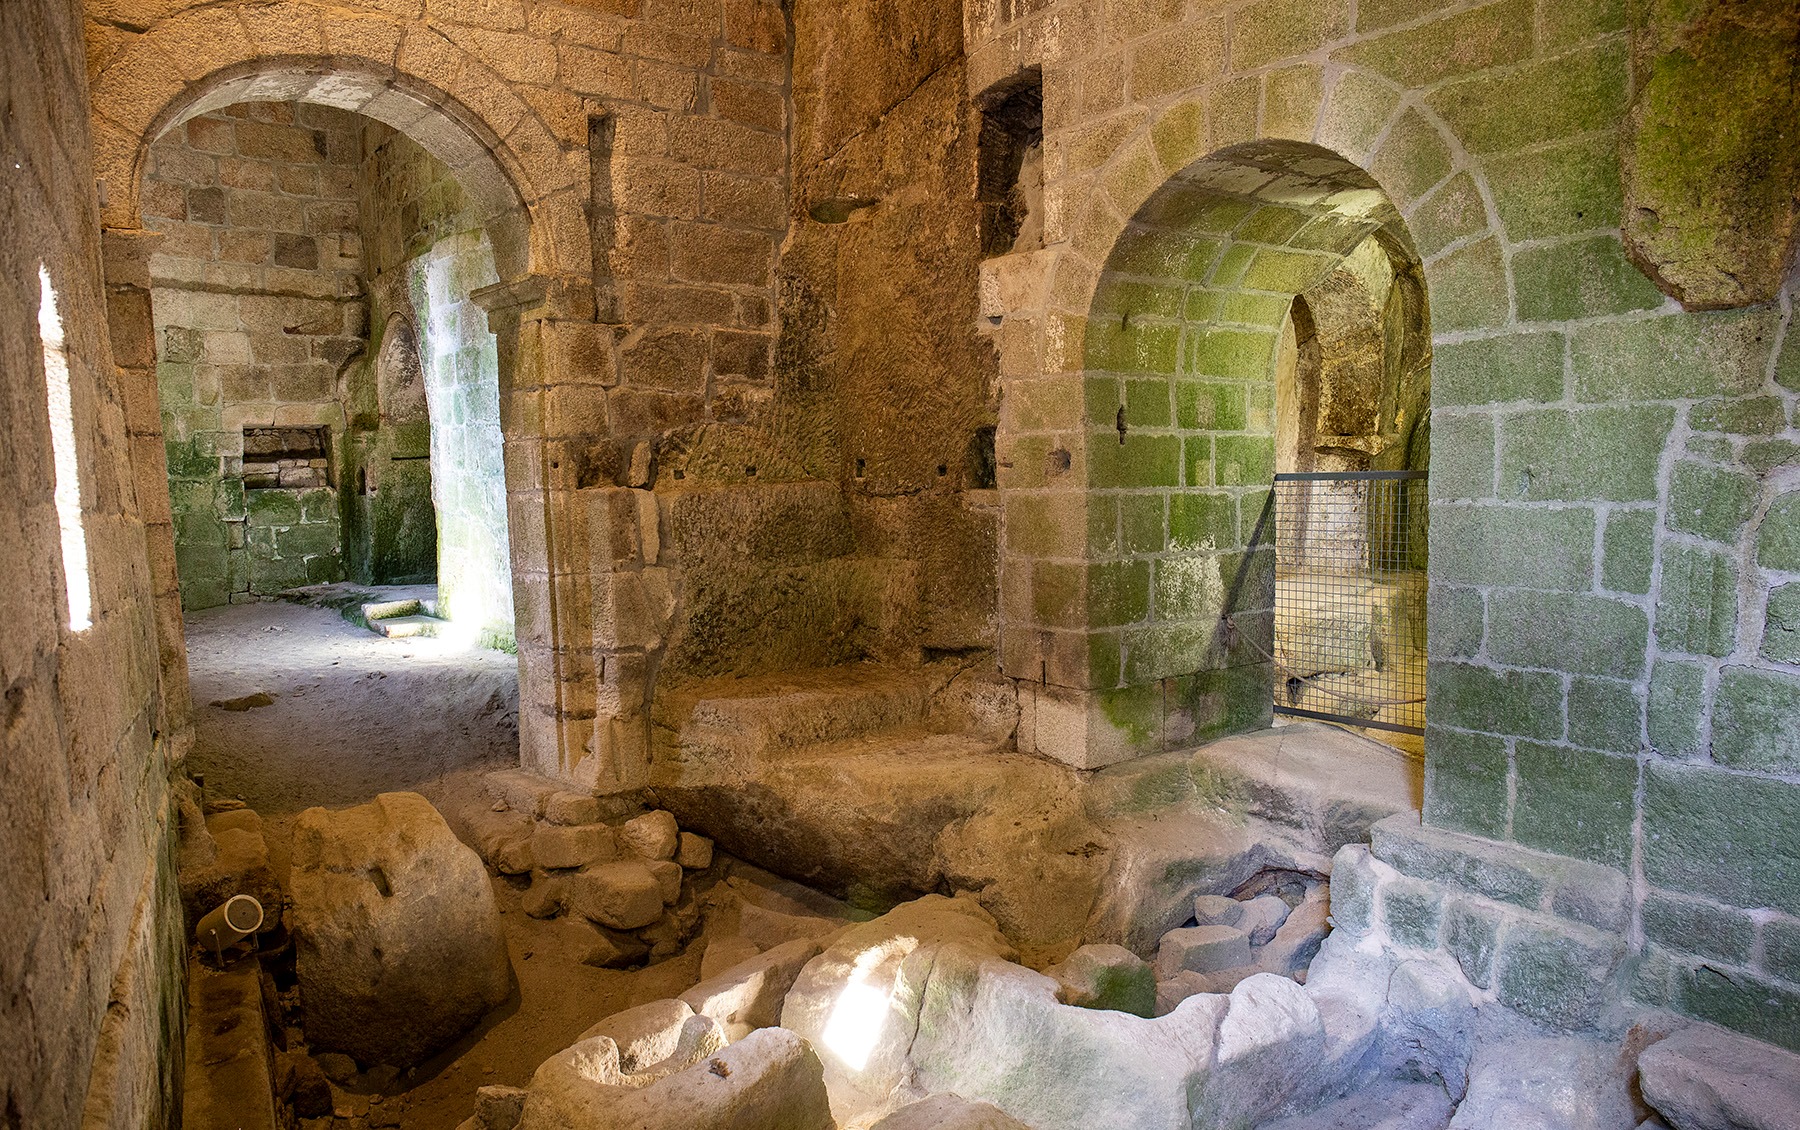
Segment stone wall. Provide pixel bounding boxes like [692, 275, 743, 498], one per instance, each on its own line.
[966, 0, 1800, 1047]
[357, 124, 512, 642]
[1, 0, 185, 1125]
[143, 103, 366, 607]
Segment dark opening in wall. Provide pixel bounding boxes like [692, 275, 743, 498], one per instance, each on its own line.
[244, 425, 330, 489]
[967, 426, 998, 489]
[976, 68, 1043, 258]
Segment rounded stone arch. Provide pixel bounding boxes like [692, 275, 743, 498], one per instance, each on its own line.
[85, 1, 589, 282]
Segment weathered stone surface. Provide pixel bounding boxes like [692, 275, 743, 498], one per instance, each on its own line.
[1447, 1036, 1637, 1130]
[290, 792, 512, 1066]
[701, 936, 763, 980]
[1194, 895, 1245, 927]
[569, 861, 665, 929]
[1621, 1, 1800, 309]
[647, 858, 683, 904]
[1241, 894, 1291, 946]
[871, 1094, 1035, 1130]
[577, 998, 693, 1073]
[680, 937, 822, 1040]
[1259, 1081, 1454, 1130]
[1260, 887, 1331, 976]
[1046, 944, 1156, 1017]
[466, 809, 534, 875]
[517, 1027, 833, 1130]
[619, 810, 680, 860]
[1638, 1025, 1800, 1130]
[531, 823, 614, 870]
[472, 1085, 527, 1130]
[1156, 925, 1254, 979]
[543, 792, 601, 826]
[521, 876, 566, 919]
[677, 831, 715, 869]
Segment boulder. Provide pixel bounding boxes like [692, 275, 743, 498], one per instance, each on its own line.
[1240, 894, 1291, 947]
[531, 823, 614, 871]
[1047, 944, 1155, 1017]
[517, 1027, 833, 1130]
[544, 792, 601, 826]
[570, 861, 665, 929]
[289, 792, 512, 1067]
[701, 937, 763, 980]
[620, 810, 680, 860]
[578, 999, 693, 1072]
[872, 1094, 1036, 1129]
[580, 928, 650, 970]
[678, 832, 715, 869]
[274, 1051, 332, 1118]
[1156, 925, 1253, 978]
[681, 937, 823, 1041]
[466, 809, 534, 875]
[1638, 1025, 1800, 1130]
[178, 797, 283, 923]
[1194, 895, 1246, 927]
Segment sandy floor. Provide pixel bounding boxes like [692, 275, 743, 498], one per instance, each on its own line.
[182, 599, 715, 1129]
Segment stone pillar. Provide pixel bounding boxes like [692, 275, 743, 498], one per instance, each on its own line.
[475, 274, 652, 795]
[103, 226, 193, 759]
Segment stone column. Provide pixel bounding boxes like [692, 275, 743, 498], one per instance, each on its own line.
[103, 226, 194, 760]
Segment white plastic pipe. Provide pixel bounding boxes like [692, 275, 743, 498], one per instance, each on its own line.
[196, 894, 264, 953]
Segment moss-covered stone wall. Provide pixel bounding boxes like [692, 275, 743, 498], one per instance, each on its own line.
[143, 103, 366, 607]
[970, 0, 1800, 1045]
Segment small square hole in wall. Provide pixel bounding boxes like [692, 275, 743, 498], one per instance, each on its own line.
[243, 426, 330, 489]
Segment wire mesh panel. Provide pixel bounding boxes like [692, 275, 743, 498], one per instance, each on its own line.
[1268, 470, 1427, 736]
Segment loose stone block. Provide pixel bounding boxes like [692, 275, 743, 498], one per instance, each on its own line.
[676, 831, 713, 869]
[1155, 924, 1253, 978]
[544, 792, 601, 826]
[1193, 895, 1245, 927]
[1640, 1025, 1800, 1130]
[570, 862, 665, 930]
[618, 810, 680, 860]
[1238, 895, 1289, 947]
[533, 823, 615, 871]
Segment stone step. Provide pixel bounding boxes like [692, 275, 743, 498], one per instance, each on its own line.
[370, 614, 444, 639]
[674, 664, 934, 763]
[360, 597, 423, 621]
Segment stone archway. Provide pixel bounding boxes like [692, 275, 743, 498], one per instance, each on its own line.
[89, 7, 601, 785]
[992, 139, 1440, 769]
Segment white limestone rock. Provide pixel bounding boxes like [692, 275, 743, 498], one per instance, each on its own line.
[290, 792, 512, 1067]
[516, 1027, 832, 1130]
[570, 861, 664, 929]
[578, 998, 693, 1073]
[1156, 924, 1253, 978]
[1047, 943, 1155, 1016]
[1259, 886, 1330, 976]
[681, 937, 823, 1041]
[619, 810, 680, 860]
[1638, 1025, 1800, 1130]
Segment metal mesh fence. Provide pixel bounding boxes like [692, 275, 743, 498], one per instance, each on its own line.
[1266, 470, 1427, 737]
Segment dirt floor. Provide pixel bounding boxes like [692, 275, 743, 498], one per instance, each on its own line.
[182, 599, 724, 1129]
